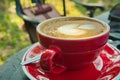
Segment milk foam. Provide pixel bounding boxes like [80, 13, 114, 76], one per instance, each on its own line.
[57, 24, 86, 35]
[40, 18, 105, 39]
[78, 24, 95, 30]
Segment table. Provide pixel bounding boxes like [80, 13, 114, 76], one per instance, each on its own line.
[95, 11, 110, 23]
[0, 12, 120, 80]
[0, 47, 30, 80]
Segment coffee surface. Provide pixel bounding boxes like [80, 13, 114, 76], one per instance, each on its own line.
[40, 18, 106, 39]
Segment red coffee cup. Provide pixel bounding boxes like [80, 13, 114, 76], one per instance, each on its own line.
[36, 17, 110, 74]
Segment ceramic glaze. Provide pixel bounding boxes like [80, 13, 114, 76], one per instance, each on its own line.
[22, 43, 120, 80]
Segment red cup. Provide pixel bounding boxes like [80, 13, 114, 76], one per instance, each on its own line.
[36, 17, 110, 74]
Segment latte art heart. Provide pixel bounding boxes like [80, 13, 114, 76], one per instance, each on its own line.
[57, 24, 86, 35]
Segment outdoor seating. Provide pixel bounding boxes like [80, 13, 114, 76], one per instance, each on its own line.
[15, 0, 105, 43]
[71, 0, 105, 17]
[1, 1, 120, 80]
[15, 0, 66, 43]
[1, 12, 120, 80]
[108, 2, 120, 49]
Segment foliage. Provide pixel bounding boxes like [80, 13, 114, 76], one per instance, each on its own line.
[0, 0, 31, 66]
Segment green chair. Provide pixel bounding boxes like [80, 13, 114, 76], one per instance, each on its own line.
[108, 2, 120, 41]
[71, 0, 105, 17]
[15, 0, 66, 43]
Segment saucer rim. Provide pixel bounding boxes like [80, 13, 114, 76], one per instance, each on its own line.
[21, 42, 120, 80]
[22, 43, 38, 80]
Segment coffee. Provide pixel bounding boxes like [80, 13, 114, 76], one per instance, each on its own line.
[40, 17, 106, 39]
[36, 17, 110, 72]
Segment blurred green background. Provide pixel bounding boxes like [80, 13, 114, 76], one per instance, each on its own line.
[0, 0, 119, 66]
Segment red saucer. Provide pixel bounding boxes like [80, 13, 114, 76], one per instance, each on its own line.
[22, 42, 120, 80]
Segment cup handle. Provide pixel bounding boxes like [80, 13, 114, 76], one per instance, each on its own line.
[40, 47, 66, 74]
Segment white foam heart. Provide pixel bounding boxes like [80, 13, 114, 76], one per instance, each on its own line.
[57, 24, 86, 35]
[78, 24, 95, 30]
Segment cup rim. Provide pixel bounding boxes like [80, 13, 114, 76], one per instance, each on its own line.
[36, 16, 110, 41]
